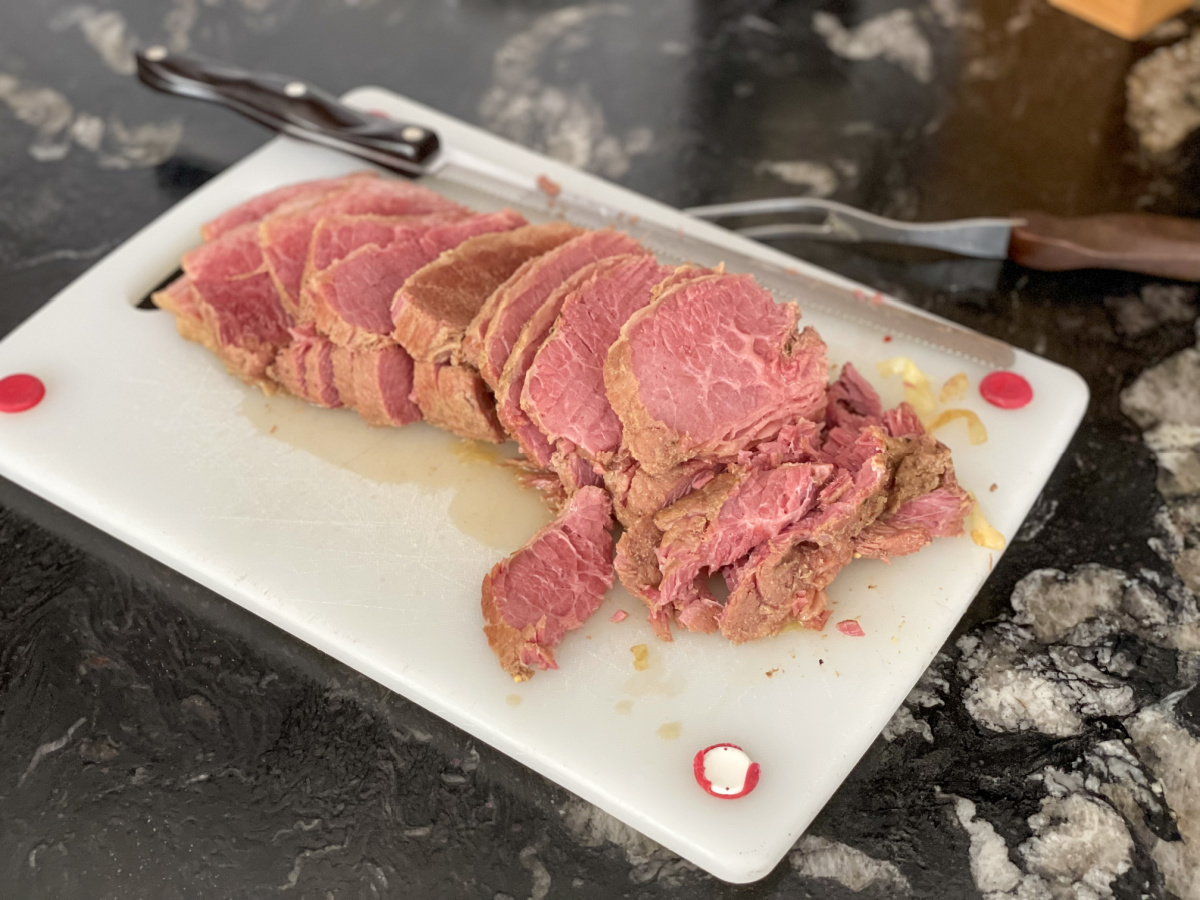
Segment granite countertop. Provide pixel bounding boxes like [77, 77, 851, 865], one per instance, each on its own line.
[2, 1, 1199, 897]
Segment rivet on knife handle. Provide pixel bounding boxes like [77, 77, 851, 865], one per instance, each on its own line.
[1008, 211, 1200, 281]
[135, 47, 440, 177]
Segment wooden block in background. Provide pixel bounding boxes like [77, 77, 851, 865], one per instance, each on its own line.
[1049, 0, 1191, 39]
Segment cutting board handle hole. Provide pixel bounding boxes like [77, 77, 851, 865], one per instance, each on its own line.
[134, 267, 183, 310]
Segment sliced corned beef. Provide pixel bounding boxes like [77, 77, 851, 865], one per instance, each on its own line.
[884, 402, 925, 438]
[393, 222, 579, 363]
[855, 477, 972, 561]
[307, 210, 526, 350]
[306, 211, 470, 275]
[718, 535, 845, 644]
[735, 420, 824, 471]
[305, 337, 341, 408]
[521, 255, 669, 466]
[262, 179, 468, 317]
[182, 222, 291, 385]
[717, 427, 905, 643]
[410, 360, 506, 442]
[604, 455, 718, 528]
[464, 229, 643, 389]
[852, 432, 970, 560]
[330, 344, 422, 427]
[200, 172, 376, 242]
[152, 274, 224, 362]
[826, 362, 883, 431]
[268, 325, 342, 408]
[614, 515, 672, 639]
[482, 485, 615, 681]
[605, 273, 829, 475]
[268, 332, 312, 401]
[652, 463, 831, 632]
[495, 256, 631, 469]
[505, 459, 569, 510]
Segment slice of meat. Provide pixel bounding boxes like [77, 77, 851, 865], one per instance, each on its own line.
[735, 420, 824, 471]
[267, 325, 343, 408]
[854, 436, 971, 560]
[482, 485, 615, 681]
[200, 172, 377, 242]
[614, 515, 673, 640]
[826, 362, 883, 431]
[521, 255, 669, 465]
[504, 459, 569, 511]
[495, 256, 632, 468]
[605, 455, 718, 528]
[308, 210, 526, 350]
[152, 274, 223, 361]
[411, 361, 506, 442]
[261, 179, 468, 317]
[182, 223, 291, 385]
[465, 229, 643, 389]
[854, 481, 972, 560]
[884, 402, 925, 438]
[393, 222, 580, 362]
[605, 273, 829, 475]
[306, 211, 470, 274]
[717, 427, 901, 644]
[268, 331, 313, 401]
[304, 337, 341, 408]
[719, 536, 846, 644]
[330, 344, 422, 427]
[653, 463, 831, 629]
[295, 212, 474, 328]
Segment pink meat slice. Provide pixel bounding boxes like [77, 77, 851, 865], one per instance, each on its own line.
[182, 222, 292, 384]
[200, 172, 377, 242]
[884, 402, 926, 438]
[522, 255, 670, 464]
[262, 179, 467, 316]
[308, 210, 526, 350]
[307, 212, 471, 274]
[495, 256, 632, 469]
[614, 516, 672, 640]
[481, 485, 615, 681]
[330, 344, 422, 427]
[605, 273, 829, 475]
[826, 362, 884, 431]
[393, 222, 581, 363]
[409, 360, 506, 442]
[854, 481, 973, 560]
[735, 420, 824, 471]
[605, 455, 718, 528]
[268, 333, 312, 401]
[464, 229, 644, 389]
[152, 274, 226, 365]
[652, 463, 831, 631]
[717, 429, 897, 644]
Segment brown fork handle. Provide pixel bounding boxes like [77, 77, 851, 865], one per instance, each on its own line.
[1008, 211, 1200, 281]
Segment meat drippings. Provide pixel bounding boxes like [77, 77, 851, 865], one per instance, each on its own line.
[242, 388, 552, 550]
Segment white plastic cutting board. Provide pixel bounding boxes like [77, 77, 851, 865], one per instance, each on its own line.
[0, 87, 1088, 883]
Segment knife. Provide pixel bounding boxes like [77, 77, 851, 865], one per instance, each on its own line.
[133, 47, 1017, 367]
[685, 197, 1200, 282]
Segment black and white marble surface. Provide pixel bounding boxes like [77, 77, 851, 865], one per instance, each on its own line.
[3, 1, 1200, 897]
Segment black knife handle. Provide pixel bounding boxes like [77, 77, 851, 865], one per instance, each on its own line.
[135, 47, 439, 177]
